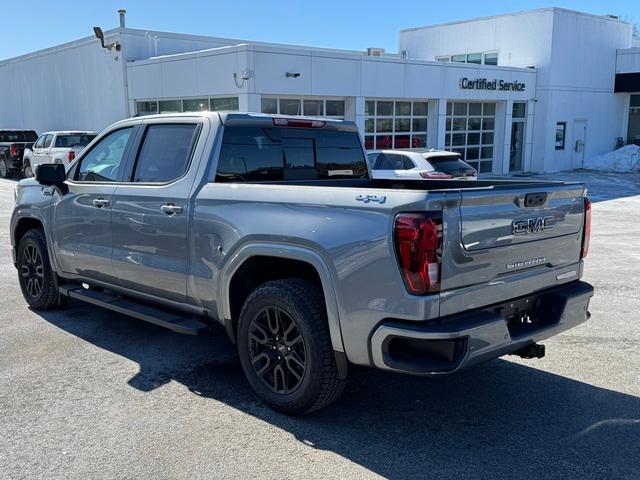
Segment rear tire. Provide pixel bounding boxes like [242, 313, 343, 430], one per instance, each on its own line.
[17, 229, 66, 310]
[0, 157, 9, 178]
[237, 279, 347, 415]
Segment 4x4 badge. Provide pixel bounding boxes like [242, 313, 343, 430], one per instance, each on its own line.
[356, 194, 386, 204]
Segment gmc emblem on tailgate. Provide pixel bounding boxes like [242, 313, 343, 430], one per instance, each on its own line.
[511, 216, 554, 235]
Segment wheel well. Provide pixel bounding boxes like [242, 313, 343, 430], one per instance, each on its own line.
[14, 218, 44, 247]
[227, 256, 324, 339]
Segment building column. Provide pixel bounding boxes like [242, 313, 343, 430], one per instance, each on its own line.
[494, 100, 512, 175]
[349, 96, 366, 140]
[433, 98, 447, 150]
[523, 99, 536, 172]
[239, 93, 261, 113]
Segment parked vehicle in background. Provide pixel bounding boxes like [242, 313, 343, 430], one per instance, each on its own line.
[0, 130, 38, 178]
[12, 112, 593, 415]
[22, 131, 96, 177]
[368, 149, 477, 180]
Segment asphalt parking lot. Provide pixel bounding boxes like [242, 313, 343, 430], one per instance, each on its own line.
[1, 172, 639, 480]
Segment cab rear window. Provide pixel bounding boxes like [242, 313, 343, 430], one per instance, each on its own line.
[215, 126, 368, 182]
[0, 130, 38, 142]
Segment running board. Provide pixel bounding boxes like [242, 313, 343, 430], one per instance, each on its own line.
[59, 285, 208, 335]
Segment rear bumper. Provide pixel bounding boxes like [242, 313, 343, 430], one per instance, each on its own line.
[370, 281, 593, 375]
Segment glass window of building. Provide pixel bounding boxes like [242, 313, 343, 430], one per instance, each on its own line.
[211, 97, 239, 111]
[445, 101, 496, 173]
[364, 99, 429, 150]
[183, 98, 209, 112]
[137, 97, 239, 116]
[159, 100, 181, 113]
[136, 101, 158, 115]
[466, 53, 482, 64]
[451, 54, 466, 63]
[260, 97, 346, 119]
[484, 52, 498, 65]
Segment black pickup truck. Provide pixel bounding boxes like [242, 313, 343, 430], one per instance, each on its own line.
[0, 130, 38, 178]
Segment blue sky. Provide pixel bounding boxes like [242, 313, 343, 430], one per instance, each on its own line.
[1, 0, 639, 60]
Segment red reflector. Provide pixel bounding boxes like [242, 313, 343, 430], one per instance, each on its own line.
[581, 197, 591, 258]
[9, 144, 18, 157]
[67, 150, 75, 162]
[272, 118, 326, 128]
[394, 213, 442, 295]
[419, 171, 453, 179]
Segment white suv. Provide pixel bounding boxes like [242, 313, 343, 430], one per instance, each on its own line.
[367, 149, 477, 180]
[23, 131, 96, 177]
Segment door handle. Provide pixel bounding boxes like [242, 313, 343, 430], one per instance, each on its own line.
[161, 203, 183, 215]
[92, 198, 110, 208]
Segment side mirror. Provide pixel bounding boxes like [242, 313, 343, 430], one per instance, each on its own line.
[35, 164, 67, 193]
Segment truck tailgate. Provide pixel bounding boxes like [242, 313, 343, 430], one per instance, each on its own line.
[440, 182, 586, 315]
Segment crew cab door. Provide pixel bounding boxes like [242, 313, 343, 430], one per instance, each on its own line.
[38, 134, 54, 164]
[51, 127, 136, 284]
[110, 119, 205, 303]
[30, 134, 48, 169]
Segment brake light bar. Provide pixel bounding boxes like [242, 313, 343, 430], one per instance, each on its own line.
[394, 213, 442, 295]
[272, 118, 326, 128]
[581, 197, 591, 258]
[419, 171, 453, 179]
[9, 144, 18, 157]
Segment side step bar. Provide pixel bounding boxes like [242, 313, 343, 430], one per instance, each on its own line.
[59, 285, 209, 335]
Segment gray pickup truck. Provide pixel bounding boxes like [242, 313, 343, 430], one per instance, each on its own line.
[11, 112, 594, 414]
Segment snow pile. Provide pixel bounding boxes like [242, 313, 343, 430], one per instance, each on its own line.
[585, 145, 640, 172]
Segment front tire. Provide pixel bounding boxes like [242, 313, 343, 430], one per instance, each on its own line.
[17, 229, 65, 310]
[23, 160, 33, 178]
[237, 279, 347, 415]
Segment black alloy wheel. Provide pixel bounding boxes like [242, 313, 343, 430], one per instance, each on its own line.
[248, 306, 307, 394]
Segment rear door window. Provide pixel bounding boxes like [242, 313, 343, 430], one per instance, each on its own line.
[215, 126, 367, 182]
[131, 124, 199, 183]
[374, 153, 406, 170]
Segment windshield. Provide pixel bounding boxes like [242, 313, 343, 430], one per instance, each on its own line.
[55, 134, 96, 148]
[0, 130, 38, 142]
[424, 154, 475, 174]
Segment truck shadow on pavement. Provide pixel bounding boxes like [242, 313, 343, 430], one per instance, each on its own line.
[37, 302, 640, 480]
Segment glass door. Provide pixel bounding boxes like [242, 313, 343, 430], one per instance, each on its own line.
[509, 102, 526, 172]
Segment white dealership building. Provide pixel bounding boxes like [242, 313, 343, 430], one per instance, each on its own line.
[1, 7, 639, 174]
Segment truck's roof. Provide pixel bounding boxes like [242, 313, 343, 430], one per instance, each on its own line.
[120, 111, 358, 132]
[41, 130, 96, 135]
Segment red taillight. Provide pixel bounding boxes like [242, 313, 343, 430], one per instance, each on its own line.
[272, 118, 325, 128]
[67, 151, 75, 162]
[581, 197, 591, 258]
[9, 144, 18, 157]
[394, 213, 442, 295]
[419, 171, 453, 179]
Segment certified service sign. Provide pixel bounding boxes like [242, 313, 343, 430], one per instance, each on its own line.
[459, 77, 526, 92]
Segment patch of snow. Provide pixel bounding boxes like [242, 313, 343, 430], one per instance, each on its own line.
[585, 145, 640, 172]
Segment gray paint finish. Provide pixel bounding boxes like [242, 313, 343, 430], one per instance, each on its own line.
[11, 111, 593, 372]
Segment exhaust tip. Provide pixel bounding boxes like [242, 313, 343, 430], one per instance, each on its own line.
[512, 343, 545, 359]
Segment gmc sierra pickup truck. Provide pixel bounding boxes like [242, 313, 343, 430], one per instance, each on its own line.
[0, 129, 38, 178]
[11, 112, 594, 414]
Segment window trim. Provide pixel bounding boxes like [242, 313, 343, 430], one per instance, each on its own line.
[135, 96, 239, 116]
[123, 122, 203, 186]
